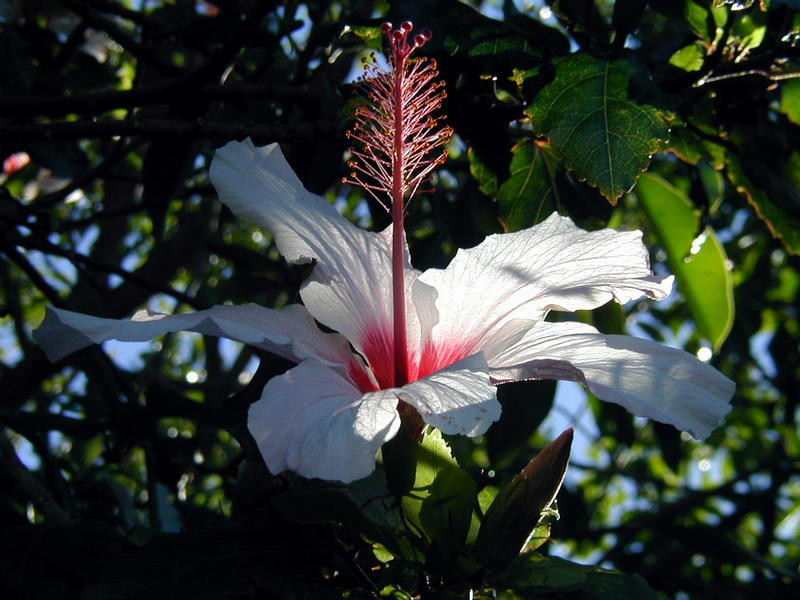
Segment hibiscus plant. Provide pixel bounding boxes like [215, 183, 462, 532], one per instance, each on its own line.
[29, 18, 735, 597]
[10, 1, 800, 598]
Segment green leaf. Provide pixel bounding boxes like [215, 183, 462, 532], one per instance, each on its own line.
[697, 161, 725, 212]
[522, 521, 552, 553]
[526, 54, 669, 203]
[346, 24, 384, 51]
[468, 146, 499, 197]
[665, 126, 711, 166]
[401, 429, 476, 546]
[497, 140, 560, 231]
[725, 151, 800, 256]
[496, 554, 659, 599]
[635, 172, 734, 349]
[731, 11, 767, 54]
[379, 584, 415, 599]
[271, 473, 422, 562]
[684, 0, 727, 45]
[669, 44, 705, 71]
[779, 79, 800, 126]
[467, 485, 499, 545]
[468, 29, 541, 58]
[665, 118, 728, 169]
[492, 138, 614, 231]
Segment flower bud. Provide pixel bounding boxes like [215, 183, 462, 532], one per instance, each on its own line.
[471, 428, 573, 572]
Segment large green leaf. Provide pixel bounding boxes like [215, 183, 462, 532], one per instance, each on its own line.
[401, 429, 476, 547]
[525, 54, 669, 203]
[495, 554, 658, 599]
[635, 173, 734, 349]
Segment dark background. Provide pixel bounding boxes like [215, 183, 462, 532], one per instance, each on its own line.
[1, 1, 799, 598]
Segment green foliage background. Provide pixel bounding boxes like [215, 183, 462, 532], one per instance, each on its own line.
[1, 0, 799, 598]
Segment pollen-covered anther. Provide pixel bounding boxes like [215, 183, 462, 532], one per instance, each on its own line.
[343, 21, 451, 205]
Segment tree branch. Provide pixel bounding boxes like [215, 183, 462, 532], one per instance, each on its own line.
[0, 117, 338, 143]
[0, 430, 72, 525]
[8, 229, 200, 308]
[0, 83, 318, 118]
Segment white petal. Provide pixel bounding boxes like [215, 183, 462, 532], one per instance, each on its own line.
[415, 212, 673, 362]
[210, 139, 340, 265]
[248, 359, 401, 482]
[33, 303, 361, 375]
[490, 321, 734, 439]
[397, 353, 500, 437]
[209, 139, 425, 364]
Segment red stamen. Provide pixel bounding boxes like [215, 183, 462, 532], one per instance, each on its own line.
[344, 22, 453, 388]
[392, 38, 408, 387]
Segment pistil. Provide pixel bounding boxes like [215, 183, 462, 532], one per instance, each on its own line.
[343, 21, 452, 389]
[391, 25, 409, 387]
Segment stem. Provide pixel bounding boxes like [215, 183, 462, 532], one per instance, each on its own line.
[392, 57, 409, 388]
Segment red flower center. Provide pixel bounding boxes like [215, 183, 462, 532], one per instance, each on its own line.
[349, 322, 474, 393]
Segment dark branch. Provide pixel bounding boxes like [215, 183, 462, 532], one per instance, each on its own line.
[8, 229, 200, 308]
[0, 83, 318, 118]
[0, 431, 72, 525]
[0, 117, 338, 143]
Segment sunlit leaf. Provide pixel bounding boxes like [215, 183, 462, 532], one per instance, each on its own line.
[525, 53, 669, 203]
[347, 24, 384, 51]
[731, 11, 767, 54]
[669, 44, 705, 71]
[685, 0, 727, 45]
[635, 172, 734, 349]
[779, 79, 800, 126]
[401, 429, 476, 547]
[468, 146, 499, 197]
